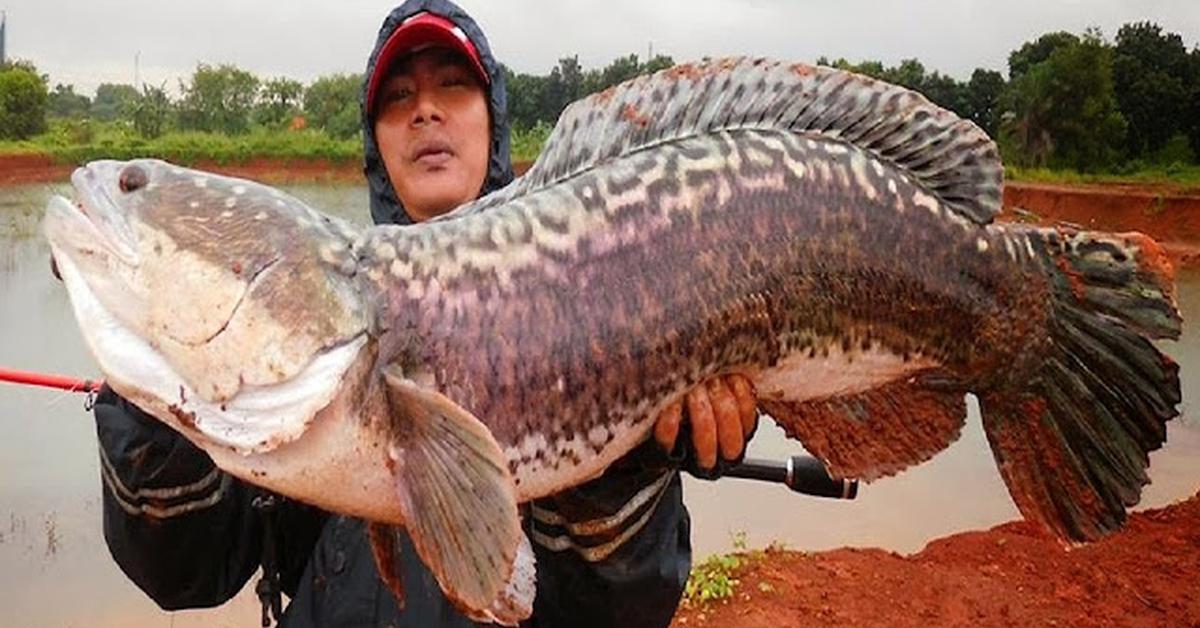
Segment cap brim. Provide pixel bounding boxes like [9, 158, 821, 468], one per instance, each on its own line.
[366, 15, 489, 114]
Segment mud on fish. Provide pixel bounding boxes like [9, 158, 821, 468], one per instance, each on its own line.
[44, 57, 1182, 624]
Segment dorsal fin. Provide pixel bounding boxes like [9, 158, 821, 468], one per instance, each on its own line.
[459, 57, 1003, 225]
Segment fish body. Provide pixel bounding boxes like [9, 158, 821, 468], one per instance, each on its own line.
[45, 58, 1182, 623]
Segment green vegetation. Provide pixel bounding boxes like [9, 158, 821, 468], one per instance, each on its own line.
[0, 119, 360, 165]
[684, 552, 744, 605]
[1006, 163, 1200, 188]
[682, 531, 754, 606]
[2, 21, 1198, 186]
[0, 60, 48, 140]
[511, 121, 553, 163]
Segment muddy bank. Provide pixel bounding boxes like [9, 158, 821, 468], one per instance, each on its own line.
[1000, 182, 1200, 268]
[672, 491, 1200, 627]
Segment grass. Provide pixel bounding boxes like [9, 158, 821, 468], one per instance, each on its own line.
[510, 122, 552, 163]
[0, 120, 361, 165]
[682, 531, 759, 606]
[1006, 164, 1200, 189]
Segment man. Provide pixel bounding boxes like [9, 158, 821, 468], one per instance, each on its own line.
[93, 1, 757, 625]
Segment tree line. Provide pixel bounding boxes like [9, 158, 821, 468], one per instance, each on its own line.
[1, 21, 1197, 172]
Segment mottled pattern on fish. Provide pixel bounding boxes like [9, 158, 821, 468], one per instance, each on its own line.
[47, 57, 1182, 606]
[357, 127, 1047, 494]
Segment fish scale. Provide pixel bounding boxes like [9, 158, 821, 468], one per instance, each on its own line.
[45, 58, 1182, 623]
[360, 128, 1039, 497]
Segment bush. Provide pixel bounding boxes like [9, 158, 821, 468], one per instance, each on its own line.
[0, 62, 49, 140]
[510, 121, 552, 162]
[304, 74, 362, 140]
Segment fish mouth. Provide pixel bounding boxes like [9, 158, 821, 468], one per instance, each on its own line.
[45, 163, 140, 268]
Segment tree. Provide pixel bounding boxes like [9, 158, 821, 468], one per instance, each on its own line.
[918, 70, 968, 115]
[963, 68, 1006, 137]
[91, 83, 139, 122]
[641, 54, 675, 75]
[178, 63, 260, 134]
[1112, 22, 1194, 159]
[583, 54, 640, 95]
[503, 65, 547, 130]
[1008, 31, 1079, 78]
[816, 57, 968, 117]
[0, 61, 49, 140]
[540, 56, 584, 124]
[1000, 30, 1126, 170]
[581, 53, 676, 97]
[255, 77, 304, 128]
[47, 83, 90, 118]
[303, 73, 361, 140]
[126, 84, 172, 139]
[1189, 48, 1200, 158]
[883, 58, 928, 91]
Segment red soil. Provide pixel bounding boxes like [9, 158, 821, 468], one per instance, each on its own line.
[1000, 182, 1200, 269]
[672, 492, 1200, 627]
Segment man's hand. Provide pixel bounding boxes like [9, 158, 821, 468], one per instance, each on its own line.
[653, 374, 757, 470]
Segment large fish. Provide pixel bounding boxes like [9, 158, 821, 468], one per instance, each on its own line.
[44, 58, 1181, 623]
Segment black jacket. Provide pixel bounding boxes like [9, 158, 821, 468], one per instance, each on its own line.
[96, 1, 697, 626]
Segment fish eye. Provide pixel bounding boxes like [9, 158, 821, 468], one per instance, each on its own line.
[119, 165, 148, 193]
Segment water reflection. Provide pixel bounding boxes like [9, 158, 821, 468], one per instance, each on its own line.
[1, 182, 1197, 627]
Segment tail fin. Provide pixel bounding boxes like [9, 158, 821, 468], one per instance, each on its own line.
[981, 227, 1181, 542]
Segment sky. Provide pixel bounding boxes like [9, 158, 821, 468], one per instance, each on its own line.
[2, 0, 1198, 96]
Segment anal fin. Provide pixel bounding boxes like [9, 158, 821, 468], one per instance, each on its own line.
[377, 365, 527, 621]
[760, 371, 967, 481]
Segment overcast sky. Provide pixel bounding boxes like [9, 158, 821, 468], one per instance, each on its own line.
[3, 1, 1198, 96]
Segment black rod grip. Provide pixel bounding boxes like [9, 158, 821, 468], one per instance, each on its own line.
[725, 456, 858, 500]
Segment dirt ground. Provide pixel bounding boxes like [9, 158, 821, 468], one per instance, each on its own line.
[1000, 182, 1200, 269]
[671, 492, 1200, 628]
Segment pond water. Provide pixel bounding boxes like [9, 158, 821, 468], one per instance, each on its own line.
[1, 181, 1197, 627]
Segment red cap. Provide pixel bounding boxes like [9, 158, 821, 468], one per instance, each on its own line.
[365, 12, 489, 114]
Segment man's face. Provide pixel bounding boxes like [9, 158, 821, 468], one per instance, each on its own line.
[374, 47, 490, 222]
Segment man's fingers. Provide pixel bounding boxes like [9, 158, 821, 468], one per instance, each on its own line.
[654, 400, 683, 453]
[728, 374, 758, 436]
[708, 377, 744, 462]
[686, 386, 717, 470]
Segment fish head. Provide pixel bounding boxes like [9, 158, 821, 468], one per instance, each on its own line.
[45, 159, 372, 451]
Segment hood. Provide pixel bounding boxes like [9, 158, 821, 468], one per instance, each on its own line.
[361, 0, 515, 226]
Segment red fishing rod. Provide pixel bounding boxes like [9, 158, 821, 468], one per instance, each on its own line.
[0, 367, 103, 393]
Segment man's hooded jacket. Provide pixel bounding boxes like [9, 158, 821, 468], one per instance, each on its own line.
[92, 1, 696, 626]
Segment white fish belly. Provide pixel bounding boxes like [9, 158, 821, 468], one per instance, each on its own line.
[751, 345, 939, 403]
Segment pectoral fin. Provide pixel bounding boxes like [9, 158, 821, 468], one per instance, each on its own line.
[375, 365, 525, 620]
[465, 535, 537, 626]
